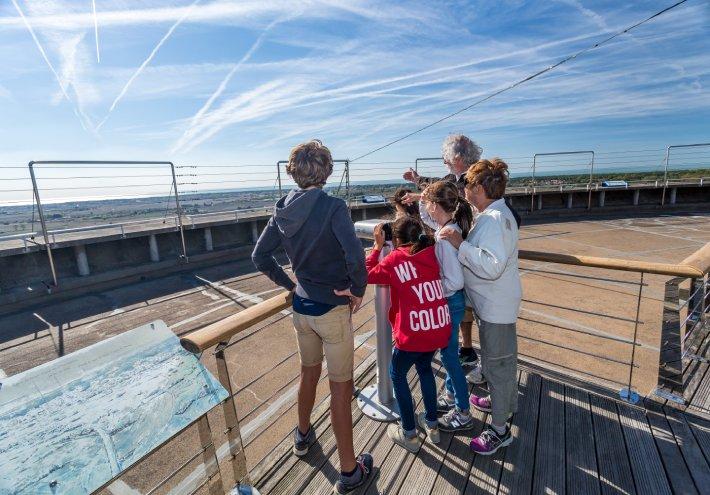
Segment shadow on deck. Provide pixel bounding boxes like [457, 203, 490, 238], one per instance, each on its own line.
[253, 360, 710, 495]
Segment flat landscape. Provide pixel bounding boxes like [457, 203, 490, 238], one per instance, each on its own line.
[0, 211, 708, 494]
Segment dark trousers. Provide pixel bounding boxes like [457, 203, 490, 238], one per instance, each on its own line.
[390, 348, 438, 433]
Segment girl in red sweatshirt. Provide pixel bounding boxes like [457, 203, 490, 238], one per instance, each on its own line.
[366, 216, 452, 451]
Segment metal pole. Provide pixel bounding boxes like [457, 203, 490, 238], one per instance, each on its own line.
[530, 154, 537, 213]
[215, 343, 250, 488]
[587, 152, 595, 210]
[197, 414, 224, 495]
[170, 163, 189, 262]
[620, 272, 643, 404]
[661, 146, 670, 206]
[276, 160, 284, 197]
[345, 159, 351, 209]
[28, 162, 58, 287]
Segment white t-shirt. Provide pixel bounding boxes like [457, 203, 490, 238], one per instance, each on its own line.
[434, 222, 465, 298]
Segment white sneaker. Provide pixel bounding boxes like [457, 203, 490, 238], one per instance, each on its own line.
[387, 424, 421, 453]
[466, 363, 486, 385]
[416, 412, 441, 444]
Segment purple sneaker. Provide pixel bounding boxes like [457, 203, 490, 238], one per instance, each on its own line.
[469, 394, 492, 413]
[470, 426, 513, 455]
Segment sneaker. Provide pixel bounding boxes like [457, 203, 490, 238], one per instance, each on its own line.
[470, 425, 513, 455]
[292, 425, 316, 457]
[416, 412, 441, 444]
[458, 348, 478, 367]
[333, 453, 374, 494]
[387, 423, 421, 453]
[466, 363, 486, 384]
[438, 407, 475, 432]
[469, 394, 492, 413]
[437, 392, 456, 413]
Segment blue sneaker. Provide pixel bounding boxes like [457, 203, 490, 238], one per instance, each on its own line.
[333, 453, 374, 494]
[293, 425, 316, 457]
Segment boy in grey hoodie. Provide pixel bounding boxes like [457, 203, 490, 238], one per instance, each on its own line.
[252, 140, 372, 494]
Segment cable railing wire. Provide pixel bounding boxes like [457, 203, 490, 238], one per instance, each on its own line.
[348, 0, 689, 163]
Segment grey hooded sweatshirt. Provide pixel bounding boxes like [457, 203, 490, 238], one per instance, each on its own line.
[252, 188, 367, 306]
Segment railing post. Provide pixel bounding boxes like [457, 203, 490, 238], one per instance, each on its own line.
[170, 163, 189, 263]
[276, 160, 284, 198]
[620, 272, 643, 404]
[587, 152, 595, 210]
[214, 342, 250, 489]
[197, 413, 225, 495]
[526, 154, 537, 213]
[345, 159, 351, 209]
[653, 277, 685, 404]
[28, 162, 58, 287]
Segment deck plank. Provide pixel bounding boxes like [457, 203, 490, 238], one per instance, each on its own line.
[617, 403, 672, 495]
[253, 366, 706, 495]
[363, 369, 429, 495]
[256, 364, 376, 495]
[466, 371, 523, 495]
[302, 405, 386, 495]
[497, 371, 542, 495]
[684, 414, 710, 463]
[646, 409, 698, 494]
[664, 408, 710, 491]
[532, 378, 566, 495]
[589, 394, 636, 495]
[565, 386, 600, 494]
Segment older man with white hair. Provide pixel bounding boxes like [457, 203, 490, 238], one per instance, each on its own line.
[402, 134, 486, 374]
[404, 134, 482, 197]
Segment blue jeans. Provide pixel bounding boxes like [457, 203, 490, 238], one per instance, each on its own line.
[440, 290, 470, 411]
[390, 348, 438, 434]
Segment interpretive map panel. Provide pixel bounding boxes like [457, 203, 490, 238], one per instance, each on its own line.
[0, 320, 228, 495]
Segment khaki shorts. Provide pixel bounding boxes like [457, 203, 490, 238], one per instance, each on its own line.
[462, 306, 474, 323]
[292, 304, 354, 382]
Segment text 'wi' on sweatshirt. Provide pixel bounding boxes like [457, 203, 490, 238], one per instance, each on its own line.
[366, 246, 451, 352]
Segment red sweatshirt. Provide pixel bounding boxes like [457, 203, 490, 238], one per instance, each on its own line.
[366, 246, 452, 352]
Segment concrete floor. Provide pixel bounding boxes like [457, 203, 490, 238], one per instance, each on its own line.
[0, 211, 708, 495]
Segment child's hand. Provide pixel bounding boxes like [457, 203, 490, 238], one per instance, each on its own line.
[373, 223, 386, 250]
[401, 192, 421, 205]
[439, 227, 464, 249]
[333, 288, 363, 313]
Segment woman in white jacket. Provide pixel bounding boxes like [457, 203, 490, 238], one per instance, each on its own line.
[440, 158, 522, 456]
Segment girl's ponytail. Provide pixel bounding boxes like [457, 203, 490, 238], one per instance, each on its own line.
[392, 216, 434, 254]
[424, 180, 473, 239]
[453, 196, 473, 239]
[411, 232, 435, 254]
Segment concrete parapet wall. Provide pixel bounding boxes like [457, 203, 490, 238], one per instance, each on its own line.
[0, 183, 707, 314]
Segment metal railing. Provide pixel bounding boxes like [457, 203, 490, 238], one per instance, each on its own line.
[532, 151, 595, 211]
[158, 241, 709, 493]
[662, 143, 710, 205]
[19, 160, 187, 287]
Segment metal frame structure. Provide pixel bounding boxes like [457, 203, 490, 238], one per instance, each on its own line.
[27, 160, 187, 288]
[414, 157, 443, 174]
[532, 151, 594, 211]
[661, 143, 710, 205]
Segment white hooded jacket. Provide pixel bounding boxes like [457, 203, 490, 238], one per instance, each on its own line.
[457, 198, 522, 324]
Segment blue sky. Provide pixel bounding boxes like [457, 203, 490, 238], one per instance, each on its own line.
[0, 0, 708, 203]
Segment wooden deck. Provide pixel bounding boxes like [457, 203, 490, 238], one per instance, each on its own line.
[253, 358, 710, 495]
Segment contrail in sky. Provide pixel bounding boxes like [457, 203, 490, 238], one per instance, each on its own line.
[173, 16, 284, 153]
[92, 0, 100, 63]
[97, 0, 200, 131]
[10, 0, 93, 133]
